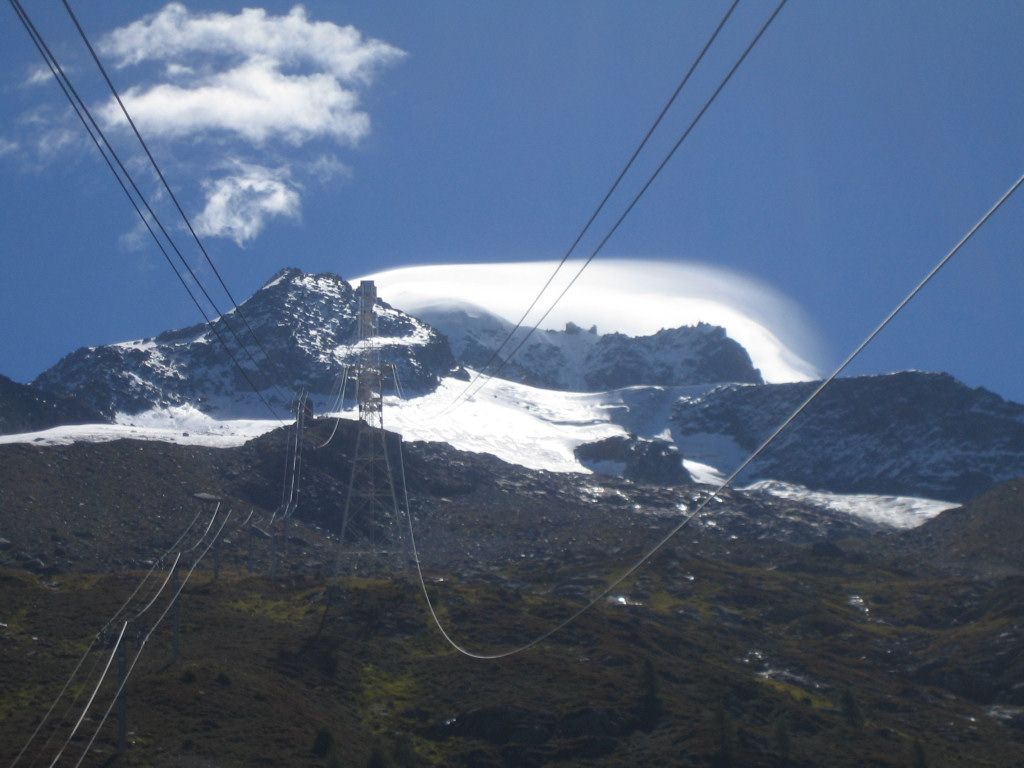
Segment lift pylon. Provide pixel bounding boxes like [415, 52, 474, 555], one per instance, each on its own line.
[333, 281, 406, 574]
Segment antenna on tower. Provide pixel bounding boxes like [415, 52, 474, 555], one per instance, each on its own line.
[333, 281, 406, 575]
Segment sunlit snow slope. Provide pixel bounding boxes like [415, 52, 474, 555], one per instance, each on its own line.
[0, 375, 959, 529]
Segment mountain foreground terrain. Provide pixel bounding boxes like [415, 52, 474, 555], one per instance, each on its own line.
[1, 269, 1023, 767]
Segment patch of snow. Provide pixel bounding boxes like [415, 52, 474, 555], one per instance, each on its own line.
[740, 480, 957, 529]
[683, 459, 726, 485]
[675, 431, 748, 474]
[586, 459, 627, 476]
[0, 407, 286, 448]
[112, 338, 157, 352]
[374, 376, 627, 472]
[261, 272, 289, 290]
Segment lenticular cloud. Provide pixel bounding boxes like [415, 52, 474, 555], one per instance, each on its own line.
[359, 260, 824, 384]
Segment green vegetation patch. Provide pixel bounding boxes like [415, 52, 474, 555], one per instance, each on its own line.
[359, 663, 417, 730]
[755, 675, 833, 710]
[228, 593, 310, 623]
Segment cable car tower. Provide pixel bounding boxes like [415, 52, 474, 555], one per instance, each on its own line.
[334, 280, 406, 573]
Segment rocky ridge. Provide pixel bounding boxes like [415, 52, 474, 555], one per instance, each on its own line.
[0, 373, 108, 435]
[413, 302, 762, 390]
[33, 268, 459, 419]
[671, 371, 1024, 501]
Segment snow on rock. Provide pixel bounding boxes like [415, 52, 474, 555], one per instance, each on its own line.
[33, 268, 458, 419]
[740, 480, 957, 529]
[0, 372, 970, 529]
[672, 372, 1024, 502]
[413, 302, 762, 391]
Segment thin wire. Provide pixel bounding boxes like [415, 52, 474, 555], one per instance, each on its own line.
[444, 0, 743, 411]
[9, 0, 284, 421]
[287, 392, 307, 521]
[8, 508, 201, 768]
[71, 511, 233, 768]
[276, 413, 297, 517]
[44, 511, 215, 766]
[317, 366, 352, 448]
[62, 0, 293, 396]
[443, 0, 789, 415]
[129, 553, 181, 620]
[45, 621, 127, 768]
[25, 653, 102, 768]
[322, 365, 347, 416]
[272, 392, 306, 524]
[405, 170, 1024, 659]
[391, 364, 406, 400]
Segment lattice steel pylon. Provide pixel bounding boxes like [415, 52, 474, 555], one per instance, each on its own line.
[333, 280, 406, 574]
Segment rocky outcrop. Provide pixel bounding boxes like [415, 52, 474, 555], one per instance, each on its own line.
[574, 435, 691, 485]
[34, 268, 459, 418]
[0, 373, 108, 435]
[414, 303, 762, 391]
[671, 372, 1024, 501]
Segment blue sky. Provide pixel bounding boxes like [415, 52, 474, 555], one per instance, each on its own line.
[1, 1, 1022, 401]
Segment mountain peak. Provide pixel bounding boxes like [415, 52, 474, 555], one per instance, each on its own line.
[418, 303, 762, 391]
[34, 268, 457, 418]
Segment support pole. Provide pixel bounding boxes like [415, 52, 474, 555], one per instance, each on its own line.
[269, 525, 278, 579]
[247, 523, 255, 574]
[116, 633, 127, 753]
[171, 565, 181, 664]
[282, 512, 291, 569]
[212, 527, 222, 582]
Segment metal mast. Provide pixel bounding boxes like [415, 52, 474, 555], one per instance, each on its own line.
[334, 281, 405, 573]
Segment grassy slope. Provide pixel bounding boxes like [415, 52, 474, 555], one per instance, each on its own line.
[1, 550, 1022, 767]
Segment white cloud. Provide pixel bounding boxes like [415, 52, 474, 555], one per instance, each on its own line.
[24, 65, 54, 87]
[117, 217, 152, 253]
[102, 4, 403, 82]
[96, 4, 403, 145]
[36, 128, 78, 159]
[306, 154, 351, 183]
[195, 163, 301, 246]
[359, 260, 825, 384]
[98, 59, 370, 145]
[15, 4, 401, 244]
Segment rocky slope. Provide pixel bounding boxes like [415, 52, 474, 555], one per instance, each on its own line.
[2, 423, 1024, 767]
[33, 269, 459, 419]
[573, 435, 691, 486]
[0, 373, 107, 435]
[414, 302, 762, 390]
[905, 479, 1024, 572]
[671, 371, 1024, 501]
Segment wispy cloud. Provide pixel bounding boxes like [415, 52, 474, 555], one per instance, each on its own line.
[97, 60, 371, 145]
[6, 3, 402, 246]
[195, 162, 301, 246]
[95, 3, 403, 146]
[36, 128, 78, 159]
[305, 154, 351, 184]
[24, 64, 54, 87]
[0, 137, 18, 157]
[100, 4, 402, 81]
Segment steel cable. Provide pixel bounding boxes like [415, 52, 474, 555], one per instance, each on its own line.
[8, 508, 202, 768]
[70, 511, 234, 768]
[443, 0, 743, 412]
[403, 170, 1024, 658]
[8, 0, 286, 421]
[442, 0, 788, 415]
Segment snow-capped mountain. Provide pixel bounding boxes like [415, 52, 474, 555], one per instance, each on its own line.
[671, 372, 1024, 501]
[17, 268, 1024, 508]
[413, 301, 762, 391]
[33, 268, 458, 418]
